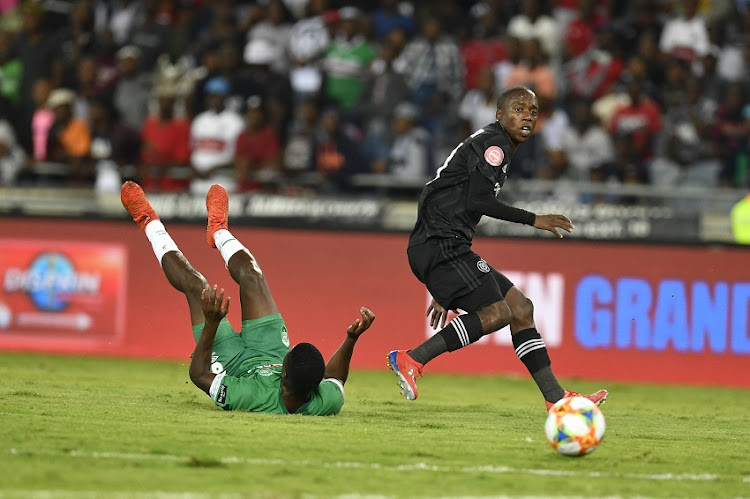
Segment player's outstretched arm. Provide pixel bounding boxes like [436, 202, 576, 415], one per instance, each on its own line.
[323, 307, 375, 385]
[189, 285, 231, 394]
[532, 214, 575, 238]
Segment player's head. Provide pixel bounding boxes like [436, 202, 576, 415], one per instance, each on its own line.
[495, 86, 538, 145]
[282, 342, 325, 399]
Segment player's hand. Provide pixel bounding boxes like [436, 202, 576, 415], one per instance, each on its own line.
[201, 284, 230, 324]
[533, 214, 575, 238]
[427, 298, 457, 330]
[346, 307, 375, 339]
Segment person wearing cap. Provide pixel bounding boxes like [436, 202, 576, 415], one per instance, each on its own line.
[189, 76, 245, 195]
[113, 45, 150, 130]
[322, 6, 376, 110]
[234, 95, 281, 191]
[45, 88, 92, 183]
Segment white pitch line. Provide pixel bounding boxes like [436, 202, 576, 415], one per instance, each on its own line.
[5, 448, 746, 484]
[0, 492, 635, 499]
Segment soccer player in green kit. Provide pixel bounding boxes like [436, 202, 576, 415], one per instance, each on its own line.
[121, 181, 375, 414]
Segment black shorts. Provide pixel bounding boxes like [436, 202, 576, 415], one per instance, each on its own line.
[407, 239, 515, 312]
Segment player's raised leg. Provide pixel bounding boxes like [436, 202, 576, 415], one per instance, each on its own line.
[205, 184, 279, 320]
[504, 286, 608, 409]
[121, 181, 209, 326]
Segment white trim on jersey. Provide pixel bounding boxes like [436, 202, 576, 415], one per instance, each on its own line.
[322, 378, 345, 401]
[209, 372, 227, 402]
[428, 128, 487, 184]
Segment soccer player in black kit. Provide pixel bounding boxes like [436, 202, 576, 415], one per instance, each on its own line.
[387, 87, 608, 410]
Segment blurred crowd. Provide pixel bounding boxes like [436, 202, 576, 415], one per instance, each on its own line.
[0, 0, 749, 201]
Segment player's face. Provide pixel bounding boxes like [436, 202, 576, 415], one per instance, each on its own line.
[496, 91, 539, 145]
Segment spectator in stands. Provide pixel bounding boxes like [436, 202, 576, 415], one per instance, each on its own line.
[30, 78, 54, 161]
[651, 76, 720, 188]
[614, 0, 662, 55]
[460, 3, 506, 90]
[140, 83, 191, 192]
[189, 77, 245, 195]
[658, 60, 689, 113]
[563, 0, 609, 60]
[357, 42, 410, 129]
[241, 38, 294, 141]
[395, 14, 463, 154]
[189, 43, 222, 117]
[371, 0, 414, 41]
[100, 0, 141, 46]
[563, 26, 625, 101]
[113, 45, 149, 130]
[714, 83, 749, 188]
[283, 97, 318, 174]
[507, 0, 560, 63]
[560, 99, 615, 180]
[57, 0, 97, 88]
[322, 7, 376, 111]
[72, 56, 109, 122]
[89, 98, 140, 193]
[0, 118, 26, 186]
[659, 0, 710, 63]
[633, 32, 665, 89]
[194, 1, 241, 71]
[493, 36, 521, 92]
[395, 14, 463, 114]
[608, 77, 663, 162]
[245, 0, 293, 74]
[234, 95, 282, 191]
[458, 67, 500, 137]
[288, 0, 336, 101]
[0, 30, 22, 105]
[313, 106, 363, 193]
[505, 37, 556, 100]
[381, 101, 430, 181]
[45, 88, 91, 183]
[12, 2, 63, 152]
[128, 0, 170, 71]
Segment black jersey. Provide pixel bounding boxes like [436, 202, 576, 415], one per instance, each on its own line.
[409, 122, 520, 246]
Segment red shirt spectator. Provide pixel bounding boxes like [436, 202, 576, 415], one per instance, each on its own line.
[608, 79, 662, 160]
[140, 87, 190, 191]
[234, 96, 281, 191]
[564, 1, 609, 59]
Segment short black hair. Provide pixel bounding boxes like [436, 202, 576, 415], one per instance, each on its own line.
[283, 343, 325, 399]
[496, 86, 536, 110]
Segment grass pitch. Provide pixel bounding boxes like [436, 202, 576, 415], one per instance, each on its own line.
[1, 352, 749, 498]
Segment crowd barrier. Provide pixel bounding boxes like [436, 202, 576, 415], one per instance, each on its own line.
[1, 217, 748, 388]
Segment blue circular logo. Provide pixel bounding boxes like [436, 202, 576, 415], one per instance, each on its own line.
[27, 253, 76, 311]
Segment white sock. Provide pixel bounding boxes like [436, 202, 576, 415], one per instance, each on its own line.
[145, 220, 180, 266]
[213, 229, 250, 267]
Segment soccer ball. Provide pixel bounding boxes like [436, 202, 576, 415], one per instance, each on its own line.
[545, 396, 605, 456]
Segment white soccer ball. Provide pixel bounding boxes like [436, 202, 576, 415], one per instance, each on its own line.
[545, 396, 606, 456]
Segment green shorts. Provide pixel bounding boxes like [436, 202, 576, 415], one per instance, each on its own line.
[191, 313, 291, 376]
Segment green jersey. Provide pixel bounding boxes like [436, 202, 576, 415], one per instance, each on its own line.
[192, 313, 345, 415]
[209, 361, 344, 415]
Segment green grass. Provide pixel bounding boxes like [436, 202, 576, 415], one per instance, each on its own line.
[1, 352, 749, 498]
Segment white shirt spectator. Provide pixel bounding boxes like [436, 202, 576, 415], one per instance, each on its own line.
[190, 109, 245, 194]
[389, 127, 430, 179]
[659, 15, 709, 60]
[289, 16, 329, 62]
[458, 90, 498, 131]
[560, 125, 615, 179]
[539, 109, 570, 152]
[507, 15, 559, 60]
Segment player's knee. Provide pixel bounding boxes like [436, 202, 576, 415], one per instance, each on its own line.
[510, 296, 534, 324]
[480, 301, 512, 333]
[236, 260, 264, 288]
[185, 273, 209, 298]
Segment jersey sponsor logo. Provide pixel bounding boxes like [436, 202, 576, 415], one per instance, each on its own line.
[281, 325, 290, 347]
[217, 384, 227, 404]
[477, 260, 491, 273]
[484, 146, 504, 167]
